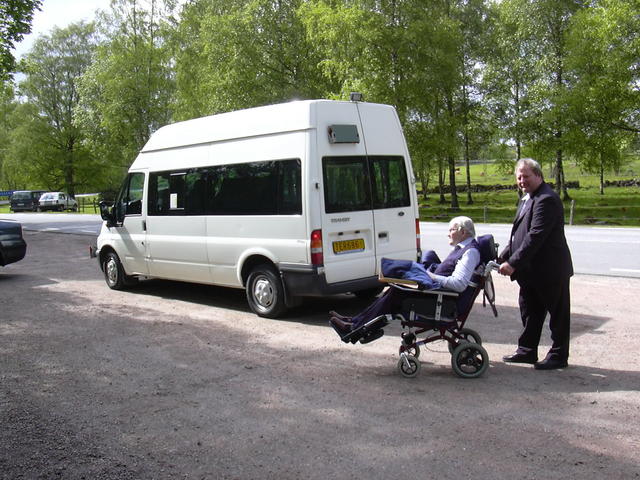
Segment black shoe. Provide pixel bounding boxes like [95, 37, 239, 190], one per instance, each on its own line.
[329, 311, 352, 323]
[329, 317, 352, 342]
[534, 357, 568, 370]
[503, 351, 538, 364]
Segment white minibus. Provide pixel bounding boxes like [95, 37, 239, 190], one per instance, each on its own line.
[96, 96, 421, 317]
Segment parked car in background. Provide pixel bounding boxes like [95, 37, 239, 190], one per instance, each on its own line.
[38, 192, 78, 212]
[0, 219, 27, 267]
[9, 190, 47, 212]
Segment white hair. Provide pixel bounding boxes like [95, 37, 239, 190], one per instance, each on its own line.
[449, 216, 476, 238]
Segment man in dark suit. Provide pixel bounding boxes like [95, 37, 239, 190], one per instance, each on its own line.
[498, 158, 573, 370]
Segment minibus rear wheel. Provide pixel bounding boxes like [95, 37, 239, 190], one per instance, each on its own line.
[246, 265, 286, 318]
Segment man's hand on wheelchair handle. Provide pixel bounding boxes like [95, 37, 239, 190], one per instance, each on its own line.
[498, 261, 515, 276]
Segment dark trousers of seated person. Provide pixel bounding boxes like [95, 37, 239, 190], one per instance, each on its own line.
[350, 288, 404, 330]
[350, 286, 476, 331]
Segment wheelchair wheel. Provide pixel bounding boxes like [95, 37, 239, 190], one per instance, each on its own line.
[451, 343, 489, 379]
[397, 354, 421, 378]
[399, 344, 420, 358]
[448, 327, 483, 354]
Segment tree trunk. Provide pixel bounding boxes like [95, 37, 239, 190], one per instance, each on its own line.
[448, 155, 459, 210]
[465, 134, 473, 204]
[438, 160, 446, 204]
[599, 152, 605, 195]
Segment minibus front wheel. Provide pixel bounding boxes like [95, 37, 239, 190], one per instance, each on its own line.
[103, 251, 138, 290]
[246, 265, 286, 318]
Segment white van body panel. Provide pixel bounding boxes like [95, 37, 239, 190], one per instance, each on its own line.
[97, 99, 420, 315]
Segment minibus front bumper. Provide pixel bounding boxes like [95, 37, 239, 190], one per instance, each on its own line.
[279, 263, 382, 297]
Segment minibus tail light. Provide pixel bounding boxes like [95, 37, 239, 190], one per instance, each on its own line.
[311, 229, 324, 266]
[415, 219, 421, 252]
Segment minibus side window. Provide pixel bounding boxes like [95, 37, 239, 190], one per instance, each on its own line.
[322, 156, 371, 213]
[370, 156, 410, 209]
[204, 159, 301, 215]
[148, 170, 203, 215]
[278, 159, 302, 215]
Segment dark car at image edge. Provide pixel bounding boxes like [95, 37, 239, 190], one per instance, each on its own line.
[0, 220, 27, 267]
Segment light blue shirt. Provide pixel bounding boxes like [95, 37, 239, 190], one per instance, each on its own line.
[429, 237, 481, 292]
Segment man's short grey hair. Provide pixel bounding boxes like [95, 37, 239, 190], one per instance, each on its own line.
[450, 216, 475, 238]
[515, 158, 544, 178]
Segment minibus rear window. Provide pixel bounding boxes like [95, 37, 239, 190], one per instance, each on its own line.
[322, 156, 410, 213]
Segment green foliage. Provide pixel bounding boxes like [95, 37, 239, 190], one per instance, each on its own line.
[173, 0, 334, 119]
[75, 0, 177, 192]
[0, 0, 638, 209]
[0, 0, 41, 80]
[10, 22, 97, 195]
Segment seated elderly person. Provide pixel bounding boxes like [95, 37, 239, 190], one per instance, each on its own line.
[330, 216, 481, 339]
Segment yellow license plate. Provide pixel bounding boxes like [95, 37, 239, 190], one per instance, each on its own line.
[332, 238, 365, 255]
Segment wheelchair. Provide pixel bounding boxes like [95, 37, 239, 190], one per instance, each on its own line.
[341, 234, 499, 379]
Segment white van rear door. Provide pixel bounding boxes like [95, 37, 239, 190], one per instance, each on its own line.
[358, 103, 417, 272]
[321, 156, 376, 284]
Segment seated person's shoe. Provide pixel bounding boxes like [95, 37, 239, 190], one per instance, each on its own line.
[503, 351, 538, 364]
[329, 310, 352, 323]
[534, 355, 568, 370]
[329, 316, 352, 342]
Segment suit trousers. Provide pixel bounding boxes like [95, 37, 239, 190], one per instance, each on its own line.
[517, 277, 571, 360]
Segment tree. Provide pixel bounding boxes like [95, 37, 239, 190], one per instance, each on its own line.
[303, 0, 467, 208]
[75, 0, 177, 191]
[17, 21, 97, 194]
[484, 0, 536, 163]
[174, 0, 334, 120]
[516, 0, 587, 200]
[563, 0, 638, 194]
[0, 0, 41, 80]
[0, 82, 17, 185]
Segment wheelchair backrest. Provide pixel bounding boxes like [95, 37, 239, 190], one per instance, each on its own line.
[476, 234, 497, 265]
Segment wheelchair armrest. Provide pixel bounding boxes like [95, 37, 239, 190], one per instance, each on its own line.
[378, 274, 419, 287]
[389, 282, 459, 297]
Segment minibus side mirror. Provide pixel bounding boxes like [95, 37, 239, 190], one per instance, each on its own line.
[99, 201, 117, 228]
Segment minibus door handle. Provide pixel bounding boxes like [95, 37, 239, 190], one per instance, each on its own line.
[398, 211, 405, 216]
[142, 220, 146, 231]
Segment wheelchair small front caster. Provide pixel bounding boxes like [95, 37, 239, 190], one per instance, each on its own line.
[397, 353, 421, 378]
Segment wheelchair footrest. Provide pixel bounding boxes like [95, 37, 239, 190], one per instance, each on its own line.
[343, 314, 391, 344]
[359, 328, 385, 344]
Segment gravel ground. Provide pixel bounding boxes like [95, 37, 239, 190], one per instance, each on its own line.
[1, 231, 639, 479]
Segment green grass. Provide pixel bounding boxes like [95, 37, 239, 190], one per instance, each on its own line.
[419, 158, 640, 226]
[2, 160, 638, 225]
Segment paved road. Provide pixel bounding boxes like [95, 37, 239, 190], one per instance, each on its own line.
[2, 213, 639, 278]
[420, 222, 640, 279]
[1, 212, 101, 236]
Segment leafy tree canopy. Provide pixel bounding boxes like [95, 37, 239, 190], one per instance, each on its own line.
[0, 0, 41, 80]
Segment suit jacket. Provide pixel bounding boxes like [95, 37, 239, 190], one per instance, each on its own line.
[500, 182, 573, 286]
